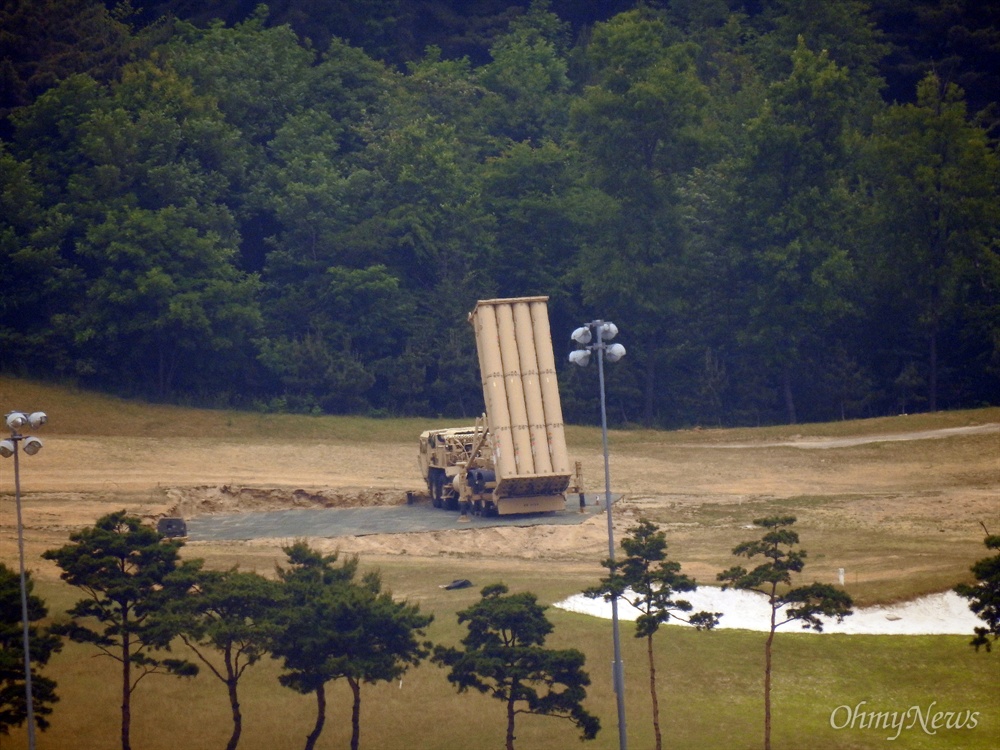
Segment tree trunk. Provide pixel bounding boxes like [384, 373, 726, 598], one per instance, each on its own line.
[155, 340, 180, 400]
[648, 634, 662, 750]
[349, 677, 362, 750]
[226, 678, 242, 750]
[643, 354, 657, 427]
[158, 347, 168, 400]
[764, 602, 777, 750]
[121, 629, 131, 750]
[928, 328, 938, 412]
[782, 367, 797, 425]
[304, 684, 326, 750]
[506, 691, 517, 750]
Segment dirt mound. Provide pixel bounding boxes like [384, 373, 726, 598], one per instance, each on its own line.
[165, 484, 412, 517]
[248, 513, 616, 565]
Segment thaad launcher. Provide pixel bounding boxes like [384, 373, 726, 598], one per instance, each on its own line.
[418, 296, 573, 516]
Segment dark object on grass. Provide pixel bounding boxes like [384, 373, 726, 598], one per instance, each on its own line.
[441, 579, 473, 590]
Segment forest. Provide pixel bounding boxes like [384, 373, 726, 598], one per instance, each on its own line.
[1, 0, 997, 427]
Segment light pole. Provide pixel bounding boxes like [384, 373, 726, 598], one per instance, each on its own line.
[1, 410, 47, 750]
[570, 321, 627, 750]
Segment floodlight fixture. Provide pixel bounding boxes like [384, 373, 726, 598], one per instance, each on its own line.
[0, 440, 13, 458]
[605, 343, 626, 363]
[6, 412, 28, 431]
[599, 321, 619, 341]
[571, 326, 592, 345]
[23, 436, 43, 456]
[568, 349, 591, 367]
[28, 412, 47, 429]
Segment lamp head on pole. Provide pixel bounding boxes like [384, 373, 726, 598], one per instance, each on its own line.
[570, 320, 625, 366]
[2, 411, 47, 457]
[571, 326, 593, 345]
[605, 343, 626, 363]
[6, 412, 28, 432]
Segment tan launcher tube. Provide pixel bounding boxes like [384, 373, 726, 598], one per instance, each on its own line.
[474, 303, 517, 478]
[472, 296, 570, 482]
[496, 303, 534, 474]
[513, 301, 553, 474]
[530, 299, 570, 474]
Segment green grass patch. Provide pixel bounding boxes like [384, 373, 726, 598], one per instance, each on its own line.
[18, 558, 1000, 750]
[9, 568, 998, 750]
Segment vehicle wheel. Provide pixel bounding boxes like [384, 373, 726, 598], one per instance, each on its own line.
[430, 471, 444, 508]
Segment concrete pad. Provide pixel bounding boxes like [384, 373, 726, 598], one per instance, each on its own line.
[187, 493, 618, 541]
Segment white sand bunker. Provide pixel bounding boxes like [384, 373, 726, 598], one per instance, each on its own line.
[554, 588, 982, 636]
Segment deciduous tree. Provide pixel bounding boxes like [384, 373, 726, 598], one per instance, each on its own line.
[477, 1, 573, 144]
[724, 40, 859, 424]
[6, 55, 262, 400]
[570, 7, 711, 425]
[862, 73, 1000, 411]
[0, 0, 139, 125]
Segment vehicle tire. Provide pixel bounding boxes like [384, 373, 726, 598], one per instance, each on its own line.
[430, 470, 444, 508]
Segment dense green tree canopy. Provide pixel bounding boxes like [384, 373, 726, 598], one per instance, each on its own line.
[1, 0, 996, 425]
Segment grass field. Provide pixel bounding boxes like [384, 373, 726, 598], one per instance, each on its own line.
[0, 376, 998, 749]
